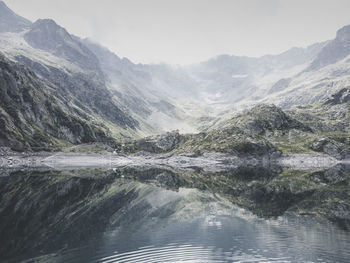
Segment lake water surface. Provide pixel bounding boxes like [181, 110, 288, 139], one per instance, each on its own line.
[0, 166, 349, 263]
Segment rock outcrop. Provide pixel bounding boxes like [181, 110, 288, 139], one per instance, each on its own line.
[0, 54, 137, 150]
[226, 104, 311, 136]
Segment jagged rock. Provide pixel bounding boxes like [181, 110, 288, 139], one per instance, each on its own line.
[156, 171, 180, 189]
[311, 138, 349, 160]
[311, 138, 329, 151]
[134, 130, 181, 153]
[227, 104, 311, 135]
[0, 54, 135, 150]
[324, 87, 350, 105]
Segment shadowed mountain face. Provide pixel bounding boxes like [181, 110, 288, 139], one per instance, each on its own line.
[0, 1, 31, 32]
[0, 1, 197, 138]
[0, 54, 137, 150]
[0, 3, 144, 151]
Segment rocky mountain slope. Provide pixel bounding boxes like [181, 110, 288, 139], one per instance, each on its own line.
[0, 54, 136, 151]
[81, 39, 199, 133]
[120, 87, 350, 160]
[24, 19, 102, 72]
[236, 26, 350, 112]
[186, 42, 327, 106]
[0, 1, 350, 151]
[82, 21, 350, 130]
[0, 1, 30, 33]
[0, 2, 152, 150]
[0, 1, 199, 136]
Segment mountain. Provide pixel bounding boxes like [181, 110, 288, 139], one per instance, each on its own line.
[24, 19, 101, 72]
[0, 2, 144, 150]
[0, 0, 350, 149]
[121, 86, 349, 160]
[81, 38, 200, 133]
[308, 25, 350, 71]
[193, 26, 348, 117]
[0, 1, 31, 32]
[186, 41, 327, 109]
[0, 1, 201, 136]
[0, 54, 118, 150]
[248, 37, 350, 110]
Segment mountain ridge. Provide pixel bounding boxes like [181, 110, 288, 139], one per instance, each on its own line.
[1, 1, 350, 149]
[307, 25, 350, 71]
[24, 19, 102, 72]
[0, 0, 31, 33]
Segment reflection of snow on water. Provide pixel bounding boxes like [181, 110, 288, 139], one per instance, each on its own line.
[279, 154, 339, 170]
[206, 215, 223, 229]
[0, 152, 345, 172]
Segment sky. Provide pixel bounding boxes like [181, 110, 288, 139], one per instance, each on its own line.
[5, 0, 350, 65]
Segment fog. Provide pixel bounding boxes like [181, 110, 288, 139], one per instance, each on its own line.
[5, 0, 350, 64]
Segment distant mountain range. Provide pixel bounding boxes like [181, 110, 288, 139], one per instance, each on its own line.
[0, 0, 350, 150]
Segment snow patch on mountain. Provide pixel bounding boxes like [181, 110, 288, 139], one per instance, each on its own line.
[0, 31, 84, 74]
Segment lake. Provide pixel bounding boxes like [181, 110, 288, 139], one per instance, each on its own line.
[0, 166, 349, 263]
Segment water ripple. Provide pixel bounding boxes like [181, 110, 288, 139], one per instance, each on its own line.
[81, 242, 296, 263]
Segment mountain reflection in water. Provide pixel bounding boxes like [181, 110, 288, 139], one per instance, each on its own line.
[0, 166, 349, 263]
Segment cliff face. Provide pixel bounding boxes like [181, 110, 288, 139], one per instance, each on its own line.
[0, 54, 137, 150]
[0, 2, 143, 150]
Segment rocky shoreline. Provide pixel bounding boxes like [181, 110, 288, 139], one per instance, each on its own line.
[0, 147, 342, 172]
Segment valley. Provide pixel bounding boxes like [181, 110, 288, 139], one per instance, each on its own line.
[0, 1, 350, 262]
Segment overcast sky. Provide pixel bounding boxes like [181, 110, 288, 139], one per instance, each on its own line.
[5, 0, 350, 65]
